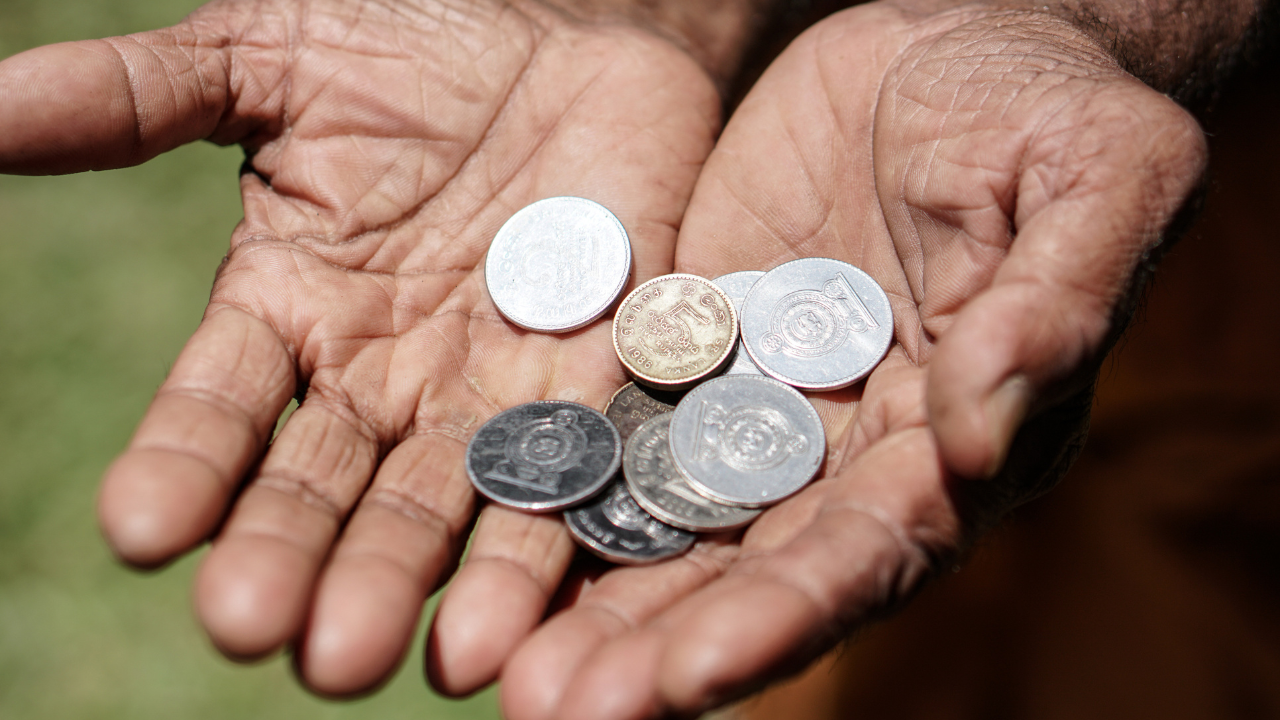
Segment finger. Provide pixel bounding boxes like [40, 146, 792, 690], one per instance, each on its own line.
[193, 399, 379, 659]
[426, 505, 577, 697]
[97, 307, 294, 567]
[647, 426, 954, 716]
[0, 19, 238, 174]
[294, 433, 476, 696]
[500, 542, 739, 720]
[920, 87, 1207, 478]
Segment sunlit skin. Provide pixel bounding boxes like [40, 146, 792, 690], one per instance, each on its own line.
[0, 0, 734, 696]
[0, 0, 1209, 716]
[484, 5, 1207, 718]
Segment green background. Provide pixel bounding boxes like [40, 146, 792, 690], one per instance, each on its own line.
[0, 1, 499, 717]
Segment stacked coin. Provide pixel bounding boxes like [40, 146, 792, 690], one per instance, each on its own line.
[477, 199, 895, 565]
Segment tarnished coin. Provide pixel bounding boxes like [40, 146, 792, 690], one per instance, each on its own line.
[564, 479, 696, 565]
[612, 274, 737, 390]
[741, 258, 893, 390]
[485, 197, 632, 333]
[669, 375, 825, 508]
[467, 401, 621, 512]
[624, 413, 761, 532]
[712, 270, 765, 376]
[604, 382, 684, 444]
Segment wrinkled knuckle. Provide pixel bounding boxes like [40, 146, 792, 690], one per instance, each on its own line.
[254, 475, 344, 520]
[362, 486, 458, 540]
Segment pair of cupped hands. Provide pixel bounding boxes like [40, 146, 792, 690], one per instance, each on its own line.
[0, 0, 1205, 716]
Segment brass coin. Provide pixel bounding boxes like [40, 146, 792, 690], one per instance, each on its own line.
[612, 274, 737, 390]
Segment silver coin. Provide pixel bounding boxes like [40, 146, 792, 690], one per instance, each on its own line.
[604, 382, 684, 444]
[669, 375, 825, 508]
[612, 274, 737, 390]
[623, 413, 761, 532]
[564, 479, 696, 565]
[466, 401, 621, 512]
[741, 258, 893, 390]
[485, 197, 632, 333]
[712, 271, 765, 376]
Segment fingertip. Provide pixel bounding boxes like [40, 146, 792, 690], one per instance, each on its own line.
[296, 558, 422, 697]
[557, 635, 662, 720]
[981, 374, 1032, 478]
[194, 536, 313, 661]
[426, 560, 547, 697]
[658, 582, 815, 713]
[500, 612, 618, 720]
[97, 450, 226, 568]
[432, 506, 577, 699]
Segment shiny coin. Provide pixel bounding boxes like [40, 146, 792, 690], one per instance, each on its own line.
[624, 413, 761, 532]
[564, 479, 696, 565]
[669, 375, 825, 508]
[485, 197, 632, 333]
[604, 382, 684, 444]
[467, 401, 621, 512]
[741, 258, 893, 390]
[612, 274, 737, 390]
[712, 270, 765, 376]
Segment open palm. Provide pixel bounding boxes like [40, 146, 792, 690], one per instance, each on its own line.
[0, 0, 726, 696]
[483, 4, 1207, 718]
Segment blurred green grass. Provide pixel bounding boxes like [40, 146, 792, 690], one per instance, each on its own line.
[0, 1, 499, 717]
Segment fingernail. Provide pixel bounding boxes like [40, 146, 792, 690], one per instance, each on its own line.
[983, 375, 1032, 479]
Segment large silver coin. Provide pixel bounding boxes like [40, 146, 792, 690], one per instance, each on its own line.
[712, 270, 765, 376]
[467, 401, 621, 512]
[564, 479, 696, 565]
[612, 274, 737, 390]
[604, 382, 684, 444]
[741, 258, 893, 390]
[669, 375, 825, 508]
[485, 197, 632, 333]
[624, 413, 761, 532]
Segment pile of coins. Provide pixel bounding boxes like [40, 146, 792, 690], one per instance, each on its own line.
[468, 197, 893, 564]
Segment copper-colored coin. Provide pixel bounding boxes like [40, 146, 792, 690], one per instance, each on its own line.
[612, 274, 737, 390]
[604, 382, 685, 444]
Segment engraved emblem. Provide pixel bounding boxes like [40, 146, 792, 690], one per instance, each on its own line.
[692, 401, 808, 472]
[483, 409, 588, 494]
[603, 486, 685, 547]
[760, 273, 879, 356]
[499, 215, 598, 297]
[639, 299, 713, 362]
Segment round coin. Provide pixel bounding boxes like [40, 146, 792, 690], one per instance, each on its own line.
[712, 270, 766, 376]
[669, 375, 825, 508]
[467, 401, 621, 512]
[564, 479, 696, 565]
[741, 258, 893, 390]
[612, 274, 737, 390]
[604, 382, 684, 444]
[485, 197, 632, 333]
[624, 413, 761, 532]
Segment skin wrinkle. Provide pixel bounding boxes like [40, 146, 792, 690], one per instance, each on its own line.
[147, 387, 271, 452]
[253, 475, 347, 521]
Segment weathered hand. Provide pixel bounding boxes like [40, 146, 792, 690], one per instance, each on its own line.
[0, 0, 735, 696]
[487, 3, 1207, 717]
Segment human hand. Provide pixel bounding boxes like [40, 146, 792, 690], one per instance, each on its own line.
[0, 0, 765, 696]
[472, 3, 1210, 717]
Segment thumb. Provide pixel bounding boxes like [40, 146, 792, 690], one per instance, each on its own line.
[927, 90, 1206, 480]
[0, 19, 237, 175]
